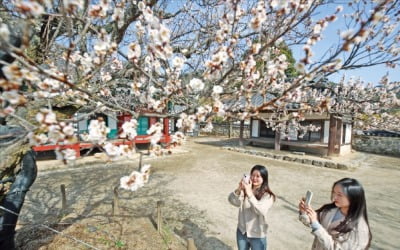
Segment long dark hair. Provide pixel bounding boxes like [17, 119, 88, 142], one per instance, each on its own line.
[250, 165, 276, 201]
[316, 178, 371, 247]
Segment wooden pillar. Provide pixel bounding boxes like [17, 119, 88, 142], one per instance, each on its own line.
[328, 114, 337, 156]
[335, 118, 342, 155]
[163, 117, 170, 136]
[60, 184, 67, 214]
[249, 119, 252, 138]
[112, 186, 119, 216]
[228, 122, 231, 138]
[157, 200, 164, 233]
[239, 120, 244, 147]
[274, 129, 281, 151]
[138, 152, 143, 171]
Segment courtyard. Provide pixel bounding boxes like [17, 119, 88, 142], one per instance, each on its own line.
[16, 136, 400, 249]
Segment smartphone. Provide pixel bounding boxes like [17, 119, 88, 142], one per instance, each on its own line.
[243, 174, 250, 184]
[305, 190, 313, 207]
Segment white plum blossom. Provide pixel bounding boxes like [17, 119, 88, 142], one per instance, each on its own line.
[15, 0, 45, 17]
[55, 148, 77, 162]
[270, 0, 287, 9]
[189, 78, 204, 92]
[0, 24, 10, 41]
[47, 125, 65, 144]
[39, 78, 62, 91]
[140, 164, 151, 184]
[172, 57, 185, 69]
[147, 122, 163, 145]
[89, 1, 109, 18]
[81, 119, 110, 144]
[120, 171, 143, 191]
[340, 29, 354, 40]
[202, 122, 213, 132]
[251, 43, 261, 54]
[176, 113, 197, 132]
[64, 0, 85, 12]
[250, 1, 267, 31]
[120, 164, 151, 191]
[171, 132, 185, 145]
[80, 53, 94, 73]
[62, 124, 75, 136]
[112, 6, 125, 28]
[213, 100, 225, 117]
[120, 119, 138, 140]
[2, 63, 24, 84]
[212, 50, 229, 65]
[196, 106, 211, 122]
[159, 24, 170, 43]
[135, 21, 145, 36]
[28, 132, 48, 145]
[100, 71, 112, 82]
[137, 1, 146, 11]
[213, 85, 223, 94]
[2, 91, 25, 105]
[127, 42, 141, 62]
[104, 143, 121, 158]
[36, 109, 57, 124]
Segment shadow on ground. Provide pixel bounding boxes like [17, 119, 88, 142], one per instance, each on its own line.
[16, 162, 232, 249]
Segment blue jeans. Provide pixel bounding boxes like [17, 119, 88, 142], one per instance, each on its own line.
[236, 229, 267, 250]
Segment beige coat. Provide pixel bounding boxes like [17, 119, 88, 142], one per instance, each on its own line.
[311, 208, 370, 250]
[228, 191, 274, 238]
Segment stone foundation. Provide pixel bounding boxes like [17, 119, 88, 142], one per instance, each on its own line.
[223, 146, 350, 170]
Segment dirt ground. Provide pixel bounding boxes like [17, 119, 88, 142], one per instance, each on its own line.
[16, 136, 400, 250]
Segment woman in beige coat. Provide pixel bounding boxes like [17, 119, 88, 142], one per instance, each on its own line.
[299, 178, 372, 250]
[228, 165, 276, 250]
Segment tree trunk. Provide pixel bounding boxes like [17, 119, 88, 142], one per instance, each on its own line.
[0, 126, 37, 248]
[328, 114, 337, 156]
[0, 150, 37, 248]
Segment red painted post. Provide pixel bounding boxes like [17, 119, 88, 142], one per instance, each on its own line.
[74, 143, 80, 158]
[163, 118, 170, 136]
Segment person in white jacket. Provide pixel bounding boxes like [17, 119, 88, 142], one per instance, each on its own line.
[228, 165, 276, 250]
[299, 178, 372, 250]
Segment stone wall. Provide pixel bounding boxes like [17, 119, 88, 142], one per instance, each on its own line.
[352, 135, 400, 156]
[200, 122, 251, 138]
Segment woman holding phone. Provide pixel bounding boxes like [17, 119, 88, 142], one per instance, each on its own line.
[228, 165, 276, 250]
[299, 178, 372, 250]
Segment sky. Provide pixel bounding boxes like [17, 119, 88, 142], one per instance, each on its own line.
[289, 2, 400, 85]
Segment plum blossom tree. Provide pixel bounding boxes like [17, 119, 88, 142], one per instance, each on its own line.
[1, 0, 399, 150]
[0, 0, 398, 160]
[0, 0, 399, 244]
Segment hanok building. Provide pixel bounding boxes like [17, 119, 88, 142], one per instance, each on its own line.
[246, 93, 353, 156]
[33, 111, 172, 157]
[250, 112, 353, 156]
